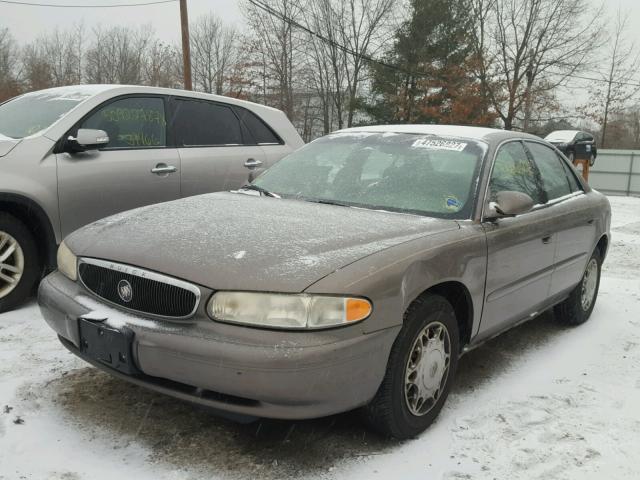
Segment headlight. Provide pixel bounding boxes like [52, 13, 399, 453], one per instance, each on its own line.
[207, 292, 372, 329]
[57, 241, 77, 281]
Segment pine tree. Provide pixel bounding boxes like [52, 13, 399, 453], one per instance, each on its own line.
[365, 0, 495, 126]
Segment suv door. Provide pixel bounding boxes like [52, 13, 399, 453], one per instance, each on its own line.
[480, 141, 556, 338]
[57, 95, 181, 237]
[525, 141, 597, 298]
[172, 98, 267, 197]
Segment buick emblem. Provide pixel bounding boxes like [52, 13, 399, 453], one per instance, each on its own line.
[117, 279, 133, 303]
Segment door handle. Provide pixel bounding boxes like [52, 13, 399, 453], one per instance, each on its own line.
[587, 219, 594, 225]
[244, 158, 263, 169]
[151, 163, 177, 175]
[542, 235, 552, 244]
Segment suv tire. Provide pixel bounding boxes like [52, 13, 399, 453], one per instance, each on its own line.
[0, 213, 40, 313]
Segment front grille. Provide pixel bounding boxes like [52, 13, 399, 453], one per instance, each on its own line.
[78, 260, 199, 319]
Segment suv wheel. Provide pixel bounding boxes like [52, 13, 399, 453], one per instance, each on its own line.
[0, 213, 40, 313]
[363, 293, 459, 439]
[589, 153, 596, 167]
[554, 248, 601, 326]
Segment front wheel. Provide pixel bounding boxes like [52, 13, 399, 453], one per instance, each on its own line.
[363, 293, 459, 439]
[0, 213, 40, 313]
[554, 249, 602, 325]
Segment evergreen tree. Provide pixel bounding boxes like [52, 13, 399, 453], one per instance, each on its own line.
[366, 0, 495, 126]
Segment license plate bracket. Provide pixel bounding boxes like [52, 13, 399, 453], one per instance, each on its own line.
[78, 317, 139, 375]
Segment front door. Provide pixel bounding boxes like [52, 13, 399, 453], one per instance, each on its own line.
[57, 95, 180, 237]
[172, 98, 267, 197]
[479, 141, 556, 339]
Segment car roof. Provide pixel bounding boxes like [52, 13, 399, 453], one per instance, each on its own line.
[27, 84, 283, 113]
[545, 130, 581, 137]
[336, 124, 542, 143]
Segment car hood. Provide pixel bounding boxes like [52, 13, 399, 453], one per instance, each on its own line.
[0, 136, 20, 157]
[66, 192, 459, 292]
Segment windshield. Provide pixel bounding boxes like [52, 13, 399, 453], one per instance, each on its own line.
[253, 132, 486, 219]
[545, 130, 577, 143]
[0, 89, 94, 139]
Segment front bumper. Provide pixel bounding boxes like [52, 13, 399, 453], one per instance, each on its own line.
[38, 272, 398, 420]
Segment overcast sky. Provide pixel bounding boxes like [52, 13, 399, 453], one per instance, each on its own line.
[1, 0, 638, 118]
[1, 0, 639, 46]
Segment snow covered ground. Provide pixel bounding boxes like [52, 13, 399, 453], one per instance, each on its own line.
[0, 196, 638, 480]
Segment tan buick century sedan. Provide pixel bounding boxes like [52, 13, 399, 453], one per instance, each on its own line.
[38, 125, 611, 439]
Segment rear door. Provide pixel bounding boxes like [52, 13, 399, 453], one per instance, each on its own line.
[524, 141, 597, 297]
[172, 98, 267, 197]
[480, 141, 556, 338]
[57, 95, 181, 237]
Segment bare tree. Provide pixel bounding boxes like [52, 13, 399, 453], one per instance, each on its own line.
[472, 0, 603, 131]
[243, 0, 305, 119]
[581, 9, 640, 147]
[340, 0, 395, 127]
[85, 25, 153, 84]
[304, 0, 348, 132]
[144, 40, 181, 88]
[190, 13, 238, 94]
[0, 28, 20, 101]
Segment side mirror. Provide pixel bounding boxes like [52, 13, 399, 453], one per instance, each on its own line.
[486, 191, 534, 219]
[67, 129, 109, 152]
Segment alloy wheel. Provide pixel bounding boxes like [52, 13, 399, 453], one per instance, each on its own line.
[0, 231, 25, 299]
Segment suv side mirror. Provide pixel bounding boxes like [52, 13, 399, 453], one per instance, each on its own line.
[486, 191, 534, 219]
[67, 129, 109, 152]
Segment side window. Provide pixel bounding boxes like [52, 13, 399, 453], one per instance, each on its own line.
[234, 107, 281, 145]
[81, 97, 166, 149]
[489, 142, 545, 205]
[174, 99, 242, 147]
[526, 142, 572, 201]
[559, 155, 583, 192]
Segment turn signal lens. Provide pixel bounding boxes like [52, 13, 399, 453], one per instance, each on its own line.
[346, 298, 372, 322]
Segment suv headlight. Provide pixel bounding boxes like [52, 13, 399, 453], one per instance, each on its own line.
[57, 241, 77, 281]
[207, 292, 372, 329]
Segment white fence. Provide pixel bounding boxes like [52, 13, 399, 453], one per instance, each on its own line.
[587, 149, 640, 196]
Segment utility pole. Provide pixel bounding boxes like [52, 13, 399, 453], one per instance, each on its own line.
[179, 0, 192, 90]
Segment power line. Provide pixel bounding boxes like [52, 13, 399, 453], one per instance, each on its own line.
[246, 0, 436, 79]
[0, 0, 176, 7]
[550, 70, 640, 89]
[248, 0, 640, 90]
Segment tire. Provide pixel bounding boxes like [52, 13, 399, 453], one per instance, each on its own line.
[363, 293, 460, 439]
[568, 151, 575, 163]
[0, 213, 41, 313]
[589, 154, 596, 167]
[554, 248, 601, 326]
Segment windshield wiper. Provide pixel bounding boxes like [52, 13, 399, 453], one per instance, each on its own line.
[238, 184, 280, 198]
[306, 198, 352, 208]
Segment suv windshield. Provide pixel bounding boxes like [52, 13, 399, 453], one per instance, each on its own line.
[0, 88, 95, 139]
[253, 131, 486, 218]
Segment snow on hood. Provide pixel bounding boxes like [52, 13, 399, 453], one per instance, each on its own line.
[66, 192, 459, 292]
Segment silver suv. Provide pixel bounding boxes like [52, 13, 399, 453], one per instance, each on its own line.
[0, 85, 304, 312]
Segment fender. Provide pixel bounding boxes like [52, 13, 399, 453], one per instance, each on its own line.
[0, 193, 58, 268]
